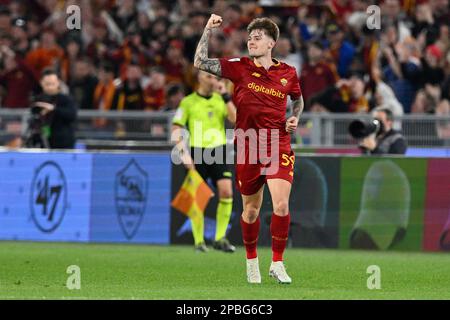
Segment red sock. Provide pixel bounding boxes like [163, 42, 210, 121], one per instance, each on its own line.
[240, 216, 260, 259]
[271, 213, 290, 262]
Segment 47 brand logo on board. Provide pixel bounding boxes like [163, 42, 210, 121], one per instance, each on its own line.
[30, 161, 68, 233]
[115, 159, 149, 239]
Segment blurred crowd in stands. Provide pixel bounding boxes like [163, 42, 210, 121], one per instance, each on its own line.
[0, 0, 449, 129]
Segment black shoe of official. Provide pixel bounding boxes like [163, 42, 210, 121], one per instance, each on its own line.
[213, 238, 236, 253]
[195, 242, 209, 253]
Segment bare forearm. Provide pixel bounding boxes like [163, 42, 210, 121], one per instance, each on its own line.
[171, 125, 194, 167]
[171, 125, 185, 146]
[194, 28, 222, 76]
[226, 101, 237, 124]
[292, 97, 304, 119]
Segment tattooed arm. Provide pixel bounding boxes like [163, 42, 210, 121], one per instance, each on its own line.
[286, 96, 304, 133]
[193, 14, 222, 76]
[292, 96, 304, 119]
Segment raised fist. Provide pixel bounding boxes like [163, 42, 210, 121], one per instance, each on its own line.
[206, 14, 223, 30]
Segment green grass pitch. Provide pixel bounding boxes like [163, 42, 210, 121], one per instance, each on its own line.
[1, 241, 450, 300]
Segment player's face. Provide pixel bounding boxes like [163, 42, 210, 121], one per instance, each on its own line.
[247, 29, 275, 58]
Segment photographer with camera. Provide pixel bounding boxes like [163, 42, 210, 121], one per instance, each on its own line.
[25, 68, 77, 149]
[349, 107, 407, 155]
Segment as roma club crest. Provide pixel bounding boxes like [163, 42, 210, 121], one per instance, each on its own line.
[115, 159, 149, 239]
[280, 78, 288, 87]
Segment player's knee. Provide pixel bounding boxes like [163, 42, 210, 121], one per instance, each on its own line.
[242, 206, 259, 223]
[274, 200, 289, 216]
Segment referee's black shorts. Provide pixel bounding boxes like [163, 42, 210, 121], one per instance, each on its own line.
[190, 145, 232, 187]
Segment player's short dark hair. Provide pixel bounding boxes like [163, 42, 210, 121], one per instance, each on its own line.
[247, 17, 280, 42]
[374, 107, 394, 122]
[40, 68, 59, 80]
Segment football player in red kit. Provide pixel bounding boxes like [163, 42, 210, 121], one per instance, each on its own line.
[194, 14, 304, 284]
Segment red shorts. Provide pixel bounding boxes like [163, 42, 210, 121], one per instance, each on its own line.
[235, 149, 295, 196]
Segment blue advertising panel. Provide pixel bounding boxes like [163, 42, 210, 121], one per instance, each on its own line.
[0, 152, 92, 242]
[90, 153, 171, 244]
[406, 148, 450, 158]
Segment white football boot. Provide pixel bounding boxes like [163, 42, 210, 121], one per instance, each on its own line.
[269, 261, 292, 284]
[246, 257, 261, 284]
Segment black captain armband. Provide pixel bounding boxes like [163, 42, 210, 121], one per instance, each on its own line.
[222, 93, 232, 103]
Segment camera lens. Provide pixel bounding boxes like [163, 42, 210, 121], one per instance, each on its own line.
[348, 118, 379, 139]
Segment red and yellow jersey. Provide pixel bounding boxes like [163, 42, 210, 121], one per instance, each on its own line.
[219, 57, 302, 152]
